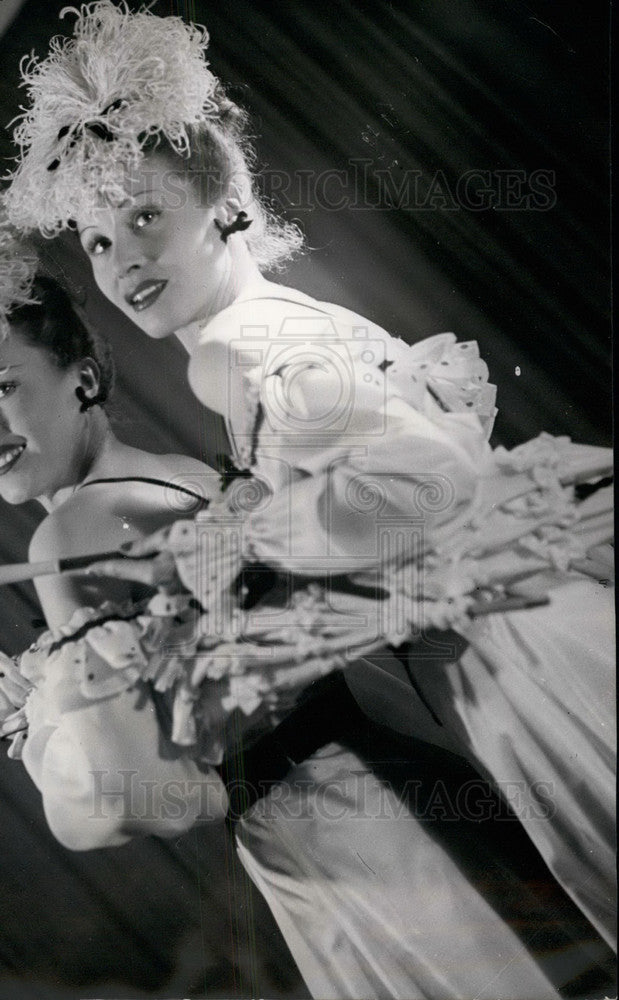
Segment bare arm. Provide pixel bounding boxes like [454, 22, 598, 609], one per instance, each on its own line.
[29, 500, 136, 630]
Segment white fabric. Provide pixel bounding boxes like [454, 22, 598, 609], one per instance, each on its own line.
[408, 577, 616, 949]
[238, 744, 571, 1000]
[189, 289, 616, 974]
[22, 659, 220, 850]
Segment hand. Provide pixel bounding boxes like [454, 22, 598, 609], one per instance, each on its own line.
[1, 705, 27, 736]
[0, 652, 33, 722]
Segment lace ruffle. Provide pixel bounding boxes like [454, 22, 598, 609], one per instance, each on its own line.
[0, 651, 33, 760]
[379, 332, 497, 438]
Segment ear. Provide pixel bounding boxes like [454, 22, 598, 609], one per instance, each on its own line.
[77, 357, 101, 402]
[224, 193, 243, 219]
[213, 197, 241, 231]
[213, 179, 251, 229]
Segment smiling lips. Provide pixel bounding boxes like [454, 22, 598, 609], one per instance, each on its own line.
[125, 279, 168, 312]
[0, 442, 26, 476]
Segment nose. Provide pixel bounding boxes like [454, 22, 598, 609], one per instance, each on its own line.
[112, 231, 144, 282]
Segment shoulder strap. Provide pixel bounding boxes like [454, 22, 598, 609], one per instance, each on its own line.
[79, 476, 208, 508]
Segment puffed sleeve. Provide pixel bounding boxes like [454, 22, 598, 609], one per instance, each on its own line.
[19, 611, 228, 851]
[245, 407, 485, 574]
[23, 688, 222, 851]
[188, 298, 497, 573]
[244, 333, 495, 574]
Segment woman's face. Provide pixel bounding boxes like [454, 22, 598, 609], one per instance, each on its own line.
[77, 151, 229, 338]
[0, 329, 84, 505]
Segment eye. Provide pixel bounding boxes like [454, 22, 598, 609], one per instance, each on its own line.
[0, 382, 18, 400]
[133, 209, 161, 230]
[85, 235, 111, 257]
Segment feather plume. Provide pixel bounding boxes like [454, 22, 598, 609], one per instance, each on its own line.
[5, 2, 219, 236]
[0, 205, 39, 339]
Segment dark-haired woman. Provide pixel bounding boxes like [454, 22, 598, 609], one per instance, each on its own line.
[0, 274, 215, 627]
[0, 267, 228, 846]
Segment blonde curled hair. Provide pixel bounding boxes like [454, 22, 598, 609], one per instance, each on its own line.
[4, 1, 303, 269]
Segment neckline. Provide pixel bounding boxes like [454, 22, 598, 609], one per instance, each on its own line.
[176, 282, 329, 349]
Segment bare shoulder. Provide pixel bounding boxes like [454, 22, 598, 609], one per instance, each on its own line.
[29, 493, 124, 562]
[29, 495, 135, 630]
[29, 447, 217, 565]
[30, 453, 215, 564]
[147, 450, 216, 482]
[116, 447, 217, 498]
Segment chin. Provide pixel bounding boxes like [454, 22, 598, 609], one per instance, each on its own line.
[128, 310, 177, 339]
[0, 480, 35, 505]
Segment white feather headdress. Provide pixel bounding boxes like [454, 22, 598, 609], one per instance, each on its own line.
[0, 205, 39, 340]
[4, 1, 220, 236]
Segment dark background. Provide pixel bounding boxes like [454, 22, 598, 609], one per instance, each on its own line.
[0, 1, 612, 996]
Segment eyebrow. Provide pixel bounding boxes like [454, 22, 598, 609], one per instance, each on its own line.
[77, 190, 157, 236]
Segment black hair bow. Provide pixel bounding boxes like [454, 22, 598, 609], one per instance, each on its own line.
[47, 98, 127, 171]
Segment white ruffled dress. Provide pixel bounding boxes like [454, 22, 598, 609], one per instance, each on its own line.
[185, 286, 615, 956]
[4, 287, 614, 997]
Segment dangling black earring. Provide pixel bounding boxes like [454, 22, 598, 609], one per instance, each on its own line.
[214, 210, 253, 243]
[75, 386, 105, 412]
